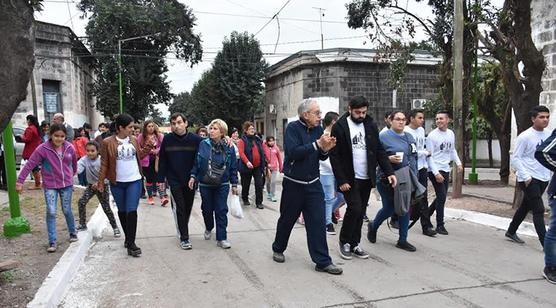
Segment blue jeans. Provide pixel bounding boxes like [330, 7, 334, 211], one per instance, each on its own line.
[110, 180, 142, 212]
[320, 174, 344, 225]
[372, 180, 409, 242]
[200, 184, 230, 241]
[546, 193, 556, 267]
[44, 186, 76, 244]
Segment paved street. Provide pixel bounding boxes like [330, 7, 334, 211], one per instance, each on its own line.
[59, 183, 555, 308]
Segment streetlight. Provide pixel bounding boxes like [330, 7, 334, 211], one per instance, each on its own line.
[118, 32, 162, 113]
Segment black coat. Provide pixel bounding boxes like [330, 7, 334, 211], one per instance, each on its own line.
[330, 112, 394, 188]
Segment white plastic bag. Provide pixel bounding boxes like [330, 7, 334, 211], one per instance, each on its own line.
[230, 194, 244, 219]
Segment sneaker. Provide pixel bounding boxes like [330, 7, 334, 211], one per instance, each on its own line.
[271, 196, 277, 202]
[217, 240, 231, 249]
[396, 241, 417, 252]
[256, 204, 264, 209]
[339, 242, 352, 260]
[367, 221, 377, 243]
[267, 193, 272, 201]
[273, 252, 285, 263]
[160, 197, 169, 207]
[147, 196, 155, 205]
[390, 219, 399, 229]
[363, 214, 369, 223]
[180, 240, 192, 250]
[77, 224, 88, 231]
[436, 225, 449, 235]
[204, 230, 212, 240]
[352, 246, 370, 259]
[243, 199, 251, 206]
[315, 263, 343, 275]
[47, 242, 57, 253]
[543, 266, 556, 284]
[422, 228, 437, 237]
[505, 231, 525, 244]
[69, 233, 78, 242]
[326, 224, 336, 235]
[113, 228, 121, 238]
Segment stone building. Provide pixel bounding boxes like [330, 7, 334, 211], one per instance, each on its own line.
[12, 21, 103, 131]
[260, 47, 440, 146]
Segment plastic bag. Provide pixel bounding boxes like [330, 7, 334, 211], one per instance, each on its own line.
[230, 194, 244, 219]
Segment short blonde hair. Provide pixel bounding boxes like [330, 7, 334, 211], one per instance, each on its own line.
[209, 119, 228, 137]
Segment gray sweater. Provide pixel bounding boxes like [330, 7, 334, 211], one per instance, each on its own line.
[77, 156, 102, 184]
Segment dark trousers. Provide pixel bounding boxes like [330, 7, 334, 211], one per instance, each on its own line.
[78, 184, 117, 228]
[427, 171, 450, 227]
[170, 184, 196, 241]
[339, 179, 372, 246]
[240, 166, 263, 205]
[200, 184, 230, 241]
[272, 179, 332, 268]
[508, 179, 548, 245]
[0, 152, 6, 189]
[417, 168, 432, 229]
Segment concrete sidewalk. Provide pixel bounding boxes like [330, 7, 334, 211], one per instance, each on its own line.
[59, 186, 555, 308]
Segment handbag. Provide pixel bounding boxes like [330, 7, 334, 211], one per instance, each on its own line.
[202, 145, 228, 186]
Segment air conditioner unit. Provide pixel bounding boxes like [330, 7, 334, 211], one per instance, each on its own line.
[269, 104, 276, 114]
[412, 99, 427, 109]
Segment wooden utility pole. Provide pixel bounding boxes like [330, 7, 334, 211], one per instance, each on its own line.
[452, 0, 464, 198]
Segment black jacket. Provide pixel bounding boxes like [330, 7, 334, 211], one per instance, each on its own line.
[330, 112, 394, 188]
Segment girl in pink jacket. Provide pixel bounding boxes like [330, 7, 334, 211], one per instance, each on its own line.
[137, 120, 168, 206]
[16, 124, 78, 253]
[263, 136, 282, 202]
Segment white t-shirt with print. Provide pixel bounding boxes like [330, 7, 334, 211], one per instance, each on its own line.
[404, 126, 428, 170]
[347, 117, 368, 179]
[115, 136, 142, 182]
[512, 127, 551, 182]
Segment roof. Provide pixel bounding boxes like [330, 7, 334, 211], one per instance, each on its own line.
[267, 47, 441, 79]
[34, 21, 92, 61]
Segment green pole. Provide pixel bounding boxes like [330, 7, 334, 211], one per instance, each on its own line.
[118, 40, 123, 113]
[469, 40, 479, 184]
[2, 121, 31, 237]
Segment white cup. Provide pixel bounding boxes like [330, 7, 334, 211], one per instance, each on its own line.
[396, 152, 404, 161]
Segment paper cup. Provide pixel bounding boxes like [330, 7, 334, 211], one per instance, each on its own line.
[396, 152, 404, 161]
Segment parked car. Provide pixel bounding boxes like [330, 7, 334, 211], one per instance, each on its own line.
[12, 127, 25, 169]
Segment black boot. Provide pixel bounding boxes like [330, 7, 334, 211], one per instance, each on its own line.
[117, 211, 128, 248]
[126, 211, 142, 257]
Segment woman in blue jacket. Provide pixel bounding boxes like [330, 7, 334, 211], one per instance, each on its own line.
[189, 119, 238, 249]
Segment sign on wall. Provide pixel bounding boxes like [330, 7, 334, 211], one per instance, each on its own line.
[44, 92, 58, 113]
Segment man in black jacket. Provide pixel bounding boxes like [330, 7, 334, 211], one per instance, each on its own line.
[330, 96, 396, 260]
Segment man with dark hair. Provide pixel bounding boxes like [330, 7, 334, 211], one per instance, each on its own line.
[426, 110, 463, 235]
[506, 105, 551, 246]
[404, 109, 436, 236]
[330, 96, 396, 260]
[157, 112, 204, 250]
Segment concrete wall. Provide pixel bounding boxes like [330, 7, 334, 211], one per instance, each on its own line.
[532, 0, 556, 128]
[12, 22, 103, 131]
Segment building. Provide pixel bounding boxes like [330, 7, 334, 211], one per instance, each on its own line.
[12, 21, 103, 132]
[260, 47, 441, 147]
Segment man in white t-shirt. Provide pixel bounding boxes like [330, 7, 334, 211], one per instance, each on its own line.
[331, 97, 396, 260]
[426, 111, 463, 235]
[506, 105, 551, 246]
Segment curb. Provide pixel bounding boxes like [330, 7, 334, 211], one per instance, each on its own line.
[445, 207, 544, 237]
[27, 200, 112, 308]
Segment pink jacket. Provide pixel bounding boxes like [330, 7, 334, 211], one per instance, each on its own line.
[136, 133, 164, 167]
[263, 143, 282, 172]
[17, 141, 77, 189]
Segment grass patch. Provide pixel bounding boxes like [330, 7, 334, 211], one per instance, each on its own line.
[0, 271, 16, 283]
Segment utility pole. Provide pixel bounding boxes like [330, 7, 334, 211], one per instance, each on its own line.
[312, 7, 326, 50]
[452, 0, 464, 198]
[30, 70, 38, 117]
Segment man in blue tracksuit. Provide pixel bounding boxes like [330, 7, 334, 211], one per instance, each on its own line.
[272, 99, 343, 275]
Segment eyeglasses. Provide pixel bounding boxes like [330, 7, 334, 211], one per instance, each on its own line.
[308, 111, 322, 116]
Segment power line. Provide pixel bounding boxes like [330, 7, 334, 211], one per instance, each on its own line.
[254, 0, 292, 36]
[193, 10, 346, 24]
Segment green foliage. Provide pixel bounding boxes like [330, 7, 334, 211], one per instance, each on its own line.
[78, 0, 202, 121]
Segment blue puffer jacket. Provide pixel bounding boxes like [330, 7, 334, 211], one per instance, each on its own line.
[191, 139, 238, 186]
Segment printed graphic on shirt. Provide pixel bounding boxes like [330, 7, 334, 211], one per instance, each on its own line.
[439, 140, 453, 152]
[117, 144, 136, 161]
[352, 132, 366, 150]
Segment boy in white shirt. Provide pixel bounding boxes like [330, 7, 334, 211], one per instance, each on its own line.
[506, 105, 551, 246]
[426, 111, 463, 235]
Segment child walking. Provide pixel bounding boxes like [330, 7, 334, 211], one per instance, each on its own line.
[16, 124, 78, 253]
[76, 141, 121, 237]
[263, 136, 282, 202]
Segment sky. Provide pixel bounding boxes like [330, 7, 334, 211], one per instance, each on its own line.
[34, 0, 437, 116]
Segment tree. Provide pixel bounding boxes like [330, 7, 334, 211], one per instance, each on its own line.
[211, 31, 268, 131]
[78, 0, 202, 121]
[477, 0, 545, 134]
[0, 0, 41, 131]
[189, 69, 220, 126]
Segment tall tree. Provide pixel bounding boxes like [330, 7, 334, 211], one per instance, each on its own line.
[211, 31, 268, 131]
[78, 0, 202, 121]
[0, 0, 41, 131]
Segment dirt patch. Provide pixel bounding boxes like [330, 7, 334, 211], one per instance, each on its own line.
[446, 196, 550, 222]
[0, 185, 90, 307]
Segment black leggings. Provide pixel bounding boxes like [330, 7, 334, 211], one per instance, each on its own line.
[508, 179, 548, 245]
